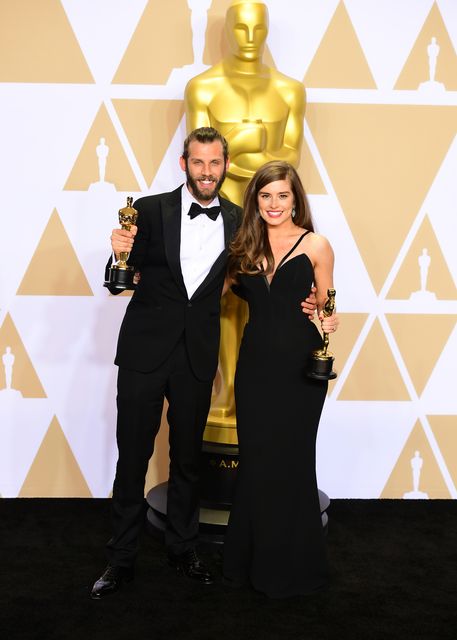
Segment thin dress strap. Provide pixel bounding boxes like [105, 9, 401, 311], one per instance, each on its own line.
[276, 231, 310, 271]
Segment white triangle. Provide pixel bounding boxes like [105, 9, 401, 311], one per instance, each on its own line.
[1, 202, 51, 310]
[57, 190, 141, 294]
[421, 322, 457, 413]
[0, 403, 53, 496]
[316, 401, 416, 497]
[309, 195, 375, 310]
[150, 114, 188, 194]
[0, 88, 101, 304]
[267, 0, 339, 81]
[425, 133, 457, 286]
[305, 115, 376, 310]
[61, 0, 149, 84]
[438, 0, 457, 55]
[11, 295, 127, 496]
[0, 86, 101, 196]
[345, 0, 434, 89]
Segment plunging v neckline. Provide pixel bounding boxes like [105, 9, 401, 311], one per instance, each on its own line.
[262, 231, 310, 290]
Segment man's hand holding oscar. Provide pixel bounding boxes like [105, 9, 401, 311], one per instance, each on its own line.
[104, 196, 139, 291]
[111, 225, 137, 262]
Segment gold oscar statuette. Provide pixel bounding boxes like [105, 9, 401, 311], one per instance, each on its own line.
[307, 289, 337, 381]
[104, 196, 138, 291]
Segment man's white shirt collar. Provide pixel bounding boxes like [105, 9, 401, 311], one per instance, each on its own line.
[179, 184, 225, 299]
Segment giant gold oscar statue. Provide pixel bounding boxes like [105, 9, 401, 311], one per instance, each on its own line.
[185, 1, 305, 459]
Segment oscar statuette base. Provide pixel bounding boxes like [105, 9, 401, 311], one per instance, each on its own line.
[307, 355, 337, 381]
[104, 266, 137, 291]
[307, 371, 337, 381]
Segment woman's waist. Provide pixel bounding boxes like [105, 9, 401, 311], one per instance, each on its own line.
[240, 322, 323, 351]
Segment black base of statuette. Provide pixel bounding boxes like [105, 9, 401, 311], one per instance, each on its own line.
[307, 356, 337, 381]
[103, 267, 137, 291]
[307, 371, 337, 381]
[146, 482, 330, 546]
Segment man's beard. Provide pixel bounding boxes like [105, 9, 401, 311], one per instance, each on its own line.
[185, 163, 226, 202]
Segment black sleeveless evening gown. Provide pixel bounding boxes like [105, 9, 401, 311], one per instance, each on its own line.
[223, 233, 329, 598]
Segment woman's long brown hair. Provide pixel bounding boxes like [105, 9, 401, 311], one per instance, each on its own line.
[227, 161, 314, 280]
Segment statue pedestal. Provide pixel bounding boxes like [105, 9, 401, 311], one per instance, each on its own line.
[88, 181, 116, 193]
[403, 490, 429, 499]
[0, 388, 22, 398]
[418, 80, 445, 93]
[409, 290, 436, 302]
[146, 480, 330, 545]
[167, 63, 209, 86]
[199, 442, 239, 507]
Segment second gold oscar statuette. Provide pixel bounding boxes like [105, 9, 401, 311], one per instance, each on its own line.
[307, 288, 337, 381]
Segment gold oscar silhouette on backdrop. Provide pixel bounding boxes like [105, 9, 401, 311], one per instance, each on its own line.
[185, 0, 305, 445]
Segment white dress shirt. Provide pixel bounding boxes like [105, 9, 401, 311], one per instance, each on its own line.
[180, 184, 225, 299]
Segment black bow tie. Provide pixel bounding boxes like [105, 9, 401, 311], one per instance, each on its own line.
[188, 202, 221, 221]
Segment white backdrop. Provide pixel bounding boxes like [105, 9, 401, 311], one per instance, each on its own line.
[0, 0, 456, 499]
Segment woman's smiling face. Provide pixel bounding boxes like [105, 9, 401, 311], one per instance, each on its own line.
[257, 179, 295, 227]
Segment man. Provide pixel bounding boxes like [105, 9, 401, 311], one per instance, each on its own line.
[91, 127, 316, 599]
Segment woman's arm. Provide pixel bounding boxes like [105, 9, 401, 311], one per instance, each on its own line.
[309, 234, 339, 333]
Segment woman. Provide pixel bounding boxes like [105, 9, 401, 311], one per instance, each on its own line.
[222, 160, 338, 598]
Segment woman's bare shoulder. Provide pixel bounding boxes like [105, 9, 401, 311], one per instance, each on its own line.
[305, 232, 333, 253]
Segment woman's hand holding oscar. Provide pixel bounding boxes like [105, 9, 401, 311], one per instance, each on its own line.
[307, 288, 337, 380]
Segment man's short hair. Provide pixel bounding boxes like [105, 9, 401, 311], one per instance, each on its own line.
[182, 127, 229, 162]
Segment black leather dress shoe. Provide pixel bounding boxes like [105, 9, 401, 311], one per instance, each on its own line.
[168, 549, 214, 585]
[90, 564, 134, 600]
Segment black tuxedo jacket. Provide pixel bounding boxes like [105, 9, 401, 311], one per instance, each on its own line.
[106, 186, 242, 382]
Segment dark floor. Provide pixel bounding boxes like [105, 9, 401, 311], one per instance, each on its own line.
[1, 499, 456, 640]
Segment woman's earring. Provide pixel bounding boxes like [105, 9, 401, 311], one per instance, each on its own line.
[292, 208, 296, 218]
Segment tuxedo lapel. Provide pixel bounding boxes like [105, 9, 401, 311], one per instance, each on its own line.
[221, 198, 239, 251]
[161, 188, 187, 296]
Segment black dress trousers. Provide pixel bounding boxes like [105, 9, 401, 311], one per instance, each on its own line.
[107, 336, 213, 566]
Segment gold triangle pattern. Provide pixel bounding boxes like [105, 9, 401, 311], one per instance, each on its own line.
[303, 1, 376, 89]
[112, 0, 194, 85]
[386, 315, 456, 396]
[395, 2, 457, 91]
[387, 215, 457, 300]
[338, 318, 410, 401]
[381, 420, 451, 498]
[112, 100, 185, 188]
[16, 209, 93, 296]
[0, 0, 93, 83]
[64, 104, 140, 192]
[297, 136, 326, 195]
[19, 416, 92, 497]
[428, 415, 457, 489]
[326, 313, 368, 396]
[0, 314, 46, 398]
[307, 103, 457, 293]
